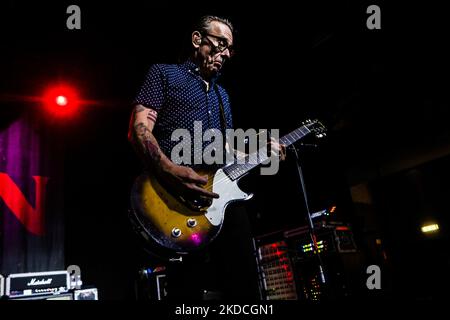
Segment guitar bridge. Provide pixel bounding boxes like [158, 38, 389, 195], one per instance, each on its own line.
[179, 196, 212, 211]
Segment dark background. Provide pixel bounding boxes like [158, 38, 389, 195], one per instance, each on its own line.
[1, 0, 450, 300]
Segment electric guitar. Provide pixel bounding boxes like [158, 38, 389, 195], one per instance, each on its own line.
[129, 119, 326, 257]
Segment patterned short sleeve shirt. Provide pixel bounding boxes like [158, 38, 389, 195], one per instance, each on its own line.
[134, 60, 233, 168]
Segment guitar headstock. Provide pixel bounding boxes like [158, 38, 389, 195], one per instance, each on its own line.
[302, 119, 327, 138]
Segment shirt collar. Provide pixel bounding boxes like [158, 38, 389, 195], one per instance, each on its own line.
[182, 60, 220, 88]
[182, 60, 200, 74]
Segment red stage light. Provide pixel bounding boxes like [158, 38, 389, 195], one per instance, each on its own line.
[43, 85, 79, 116]
[55, 95, 68, 106]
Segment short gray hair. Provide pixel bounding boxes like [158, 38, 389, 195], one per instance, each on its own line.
[194, 15, 234, 34]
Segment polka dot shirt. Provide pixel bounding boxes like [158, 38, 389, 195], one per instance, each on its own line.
[133, 60, 233, 168]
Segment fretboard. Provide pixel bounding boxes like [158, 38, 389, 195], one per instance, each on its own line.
[223, 125, 312, 180]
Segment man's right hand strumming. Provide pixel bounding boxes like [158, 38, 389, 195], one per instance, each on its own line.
[156, 161, 219, 199]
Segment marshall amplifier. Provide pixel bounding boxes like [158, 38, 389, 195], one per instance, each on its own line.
[0, 274, 4, 297]
[6, 271, 70, 298]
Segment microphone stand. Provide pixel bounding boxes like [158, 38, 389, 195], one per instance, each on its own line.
[289, 144, 329, 300]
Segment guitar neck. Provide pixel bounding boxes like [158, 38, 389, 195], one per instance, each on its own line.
[223, 125, 312, 180]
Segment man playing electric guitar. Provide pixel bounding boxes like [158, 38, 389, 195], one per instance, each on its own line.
[128, 16, 287, 300]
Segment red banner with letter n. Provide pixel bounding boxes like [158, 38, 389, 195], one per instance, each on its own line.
[0, 110, 65, 275]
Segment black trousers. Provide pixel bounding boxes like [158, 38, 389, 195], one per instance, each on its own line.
[165, 205, 260, 301]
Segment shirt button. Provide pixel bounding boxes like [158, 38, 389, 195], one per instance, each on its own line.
[208, 110, 212, 115]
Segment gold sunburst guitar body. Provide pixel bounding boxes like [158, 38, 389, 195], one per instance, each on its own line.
[130, 167, 251, 254]
[129, 119, 326, 256]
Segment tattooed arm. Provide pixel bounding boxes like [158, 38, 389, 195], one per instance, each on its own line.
[128, 104, 168, 169]
[128, 104, 219, 198]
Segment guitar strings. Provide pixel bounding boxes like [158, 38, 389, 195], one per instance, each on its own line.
[203, 147, 274, 190]
[202, 129, 286, 190]
[198, 125, 317, 191]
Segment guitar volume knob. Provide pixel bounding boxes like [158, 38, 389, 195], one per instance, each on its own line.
[171, 228, 182, 238]
[187, 218, 197, 228]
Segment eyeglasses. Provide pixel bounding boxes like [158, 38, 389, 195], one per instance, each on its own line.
[202, 33, 235, 57]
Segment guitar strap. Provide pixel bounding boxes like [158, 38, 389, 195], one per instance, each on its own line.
[214, 84, 228, 133]
[214, 85, 228, 148]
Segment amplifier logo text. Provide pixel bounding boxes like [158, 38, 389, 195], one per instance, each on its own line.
[27, 278, 53, 286]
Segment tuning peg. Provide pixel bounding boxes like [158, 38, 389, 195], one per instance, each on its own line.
[316, 133, 326, 138]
